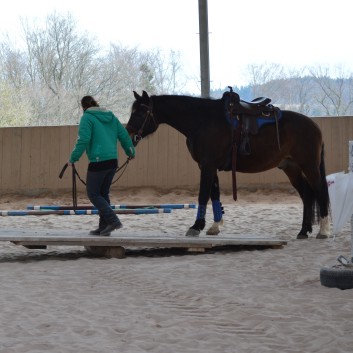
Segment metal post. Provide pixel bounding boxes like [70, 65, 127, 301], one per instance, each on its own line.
[350, 214, 353, 262]
[348, 141, 353, 262]
[349, 141, 353, 172]
[198, 0, 210, 98]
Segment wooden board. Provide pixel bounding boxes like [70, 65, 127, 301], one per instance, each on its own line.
[0, 228, 287, 248]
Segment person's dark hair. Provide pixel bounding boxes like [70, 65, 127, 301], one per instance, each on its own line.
[81, 96, 99, 111]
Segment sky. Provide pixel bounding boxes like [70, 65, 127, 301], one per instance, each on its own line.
[0, 0, 352, 94]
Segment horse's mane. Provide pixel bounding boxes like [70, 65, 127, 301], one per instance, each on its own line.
[157, 94, 218, 103]
[153, 94, 221, 111]
[130, 93, 222, 117]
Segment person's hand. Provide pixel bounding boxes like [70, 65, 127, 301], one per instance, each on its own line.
[67, 160, 73, 166]
[128, 155, 135, 160]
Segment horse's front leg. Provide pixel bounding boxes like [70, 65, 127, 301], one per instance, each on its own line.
[186, 167, 216, 237]
[206, 174, 224, 235]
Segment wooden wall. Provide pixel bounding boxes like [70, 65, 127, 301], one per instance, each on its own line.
[1, 116, 352, 194]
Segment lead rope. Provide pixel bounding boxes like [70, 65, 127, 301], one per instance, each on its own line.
[112, 158, 131, 184]
[59, 163, 86, 210]
[71, 164, 80, 210]
[59, 159, 131, 209]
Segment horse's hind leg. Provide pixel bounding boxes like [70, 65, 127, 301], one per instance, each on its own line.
[295, 144, 330, 239]
[206, 174, 224, 235]
[279, 160, 314, 239]
[280, 147, 330, 239]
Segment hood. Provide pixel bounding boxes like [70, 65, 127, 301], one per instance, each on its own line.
[85, 107, 114, 123]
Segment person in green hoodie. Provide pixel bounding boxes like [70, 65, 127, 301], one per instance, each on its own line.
[68, 96, 135, 236]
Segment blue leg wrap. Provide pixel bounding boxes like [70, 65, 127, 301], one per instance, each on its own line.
[196, 204, 207, 220]
[212, 200, 223, 222]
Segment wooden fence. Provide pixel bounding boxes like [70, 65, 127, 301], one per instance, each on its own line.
[1, 116, 353, 194]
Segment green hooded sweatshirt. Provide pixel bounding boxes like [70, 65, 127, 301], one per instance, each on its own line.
[69, 107, 135, 163]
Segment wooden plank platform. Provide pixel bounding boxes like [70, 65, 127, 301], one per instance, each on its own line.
[0, 229, 287, 258]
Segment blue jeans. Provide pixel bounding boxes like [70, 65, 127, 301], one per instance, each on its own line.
[86, 168, 119, 226]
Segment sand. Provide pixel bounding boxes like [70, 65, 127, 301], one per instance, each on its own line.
[0, 188, 352, 353]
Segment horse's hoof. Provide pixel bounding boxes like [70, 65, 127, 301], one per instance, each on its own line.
[316, 233, 328, 239]
[296, 234, 308, 239]
[206, 220, 223, 235]
[206, 228, 220, 235]
[185, 228, 200, 237]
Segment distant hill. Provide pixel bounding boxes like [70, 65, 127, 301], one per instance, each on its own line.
[210, 76, 353, 117]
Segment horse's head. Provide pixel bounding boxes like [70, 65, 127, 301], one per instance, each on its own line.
[126, 90, 159, 146]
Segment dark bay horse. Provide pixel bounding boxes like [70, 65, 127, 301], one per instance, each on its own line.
[126, 90, 330, 239]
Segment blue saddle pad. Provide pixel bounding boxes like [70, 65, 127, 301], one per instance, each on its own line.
[223, 92, 282, 130]
[225, 109, 282, 130]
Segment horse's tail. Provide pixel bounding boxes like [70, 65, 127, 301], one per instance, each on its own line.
[315, 143, 330, 221]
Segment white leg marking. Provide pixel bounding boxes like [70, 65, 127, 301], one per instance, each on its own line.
[318, 216, 330, 237]
[206, 219, 224, 235]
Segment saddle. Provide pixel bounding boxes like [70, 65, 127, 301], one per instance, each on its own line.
[223, 87, 281, 155]
[222, 87, 282, 201]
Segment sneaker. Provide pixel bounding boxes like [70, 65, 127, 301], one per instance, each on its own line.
[89, 227, 103, 235]
[99, 221, 123, 236]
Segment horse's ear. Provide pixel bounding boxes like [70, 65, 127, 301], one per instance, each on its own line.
[142, 90, 149, 99]
[133, 91, 141, 100]
[133, 91, 141, 99]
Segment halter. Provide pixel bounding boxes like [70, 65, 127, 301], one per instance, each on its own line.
[128, 98, 158, 145]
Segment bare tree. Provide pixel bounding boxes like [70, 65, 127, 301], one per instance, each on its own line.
[243, 62, 353, 116]
[0, 79, 31, 127]
[0, 39, 28, 89]
[246, 62, 285, 97]
[0, 11, 190, 126]
[96, 45, 186, 122]
[0, 37, 32, 126]
[21, 12, 101, 124]
[270, 68, 316, 115]
[284, 68, 315, 115]
[146, 49, 186, 94]
[95, 45, 147, 122]
[309, 65, 353, 116]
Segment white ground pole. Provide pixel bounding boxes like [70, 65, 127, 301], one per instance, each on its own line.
[349, 141, 353, 261]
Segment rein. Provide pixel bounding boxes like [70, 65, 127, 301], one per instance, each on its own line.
[59, 158, 131, 210]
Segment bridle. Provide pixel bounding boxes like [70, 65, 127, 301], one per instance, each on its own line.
[127, 98, 158, 146]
